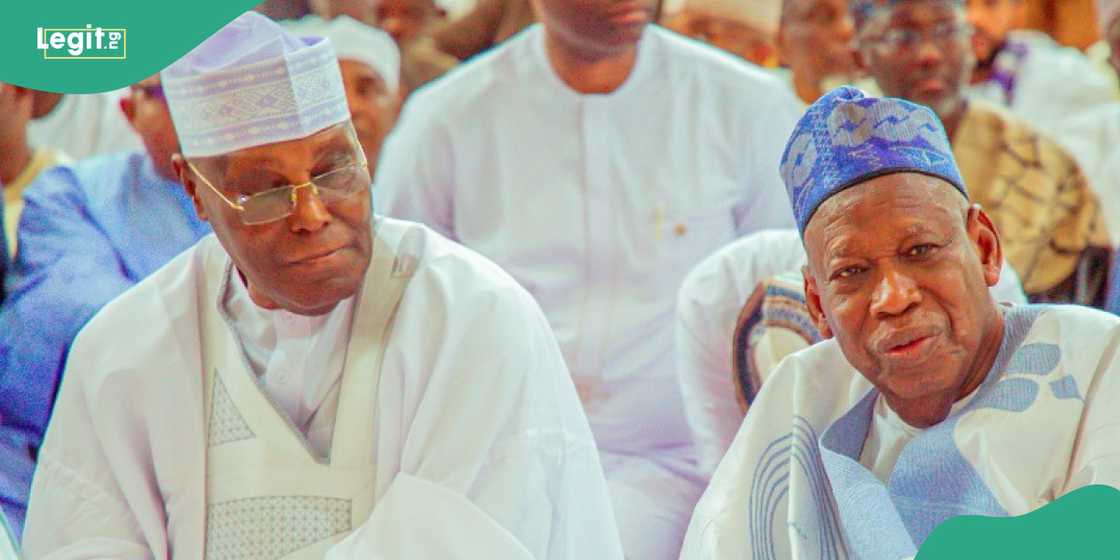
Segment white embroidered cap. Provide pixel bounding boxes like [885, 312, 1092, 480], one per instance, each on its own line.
[162, 11, 350, 158]
[287, 15, 401, 94]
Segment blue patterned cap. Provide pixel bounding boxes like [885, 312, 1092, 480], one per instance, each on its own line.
[780, 86, 967, 235]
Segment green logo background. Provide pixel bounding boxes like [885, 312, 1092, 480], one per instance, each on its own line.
[2, 0, 261, 93]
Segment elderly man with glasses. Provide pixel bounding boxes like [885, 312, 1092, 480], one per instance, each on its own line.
[20, 13, 622, 559]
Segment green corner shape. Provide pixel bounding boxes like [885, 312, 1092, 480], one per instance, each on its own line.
[917, 484, 1120, 559]
[2, 0, 264, 93]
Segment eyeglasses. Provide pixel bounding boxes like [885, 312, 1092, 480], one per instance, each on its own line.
[188, 158, 370, 226]
[871, 22, 973, 51]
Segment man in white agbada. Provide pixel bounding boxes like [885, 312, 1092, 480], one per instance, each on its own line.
[674, 229, 1026, 477]
[373, 0, 803, 556]
[680, 86, 1120, 559]
[21, 12, 623, 559]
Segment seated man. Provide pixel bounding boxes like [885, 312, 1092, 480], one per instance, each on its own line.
[675, 229, 1025, 477]
[0, 74, 212, 538]
[21, 13, 621, 558]
[852, 0, 1110, 304]
[662, 0, 781, 66]
[681, 86, 1120, 560]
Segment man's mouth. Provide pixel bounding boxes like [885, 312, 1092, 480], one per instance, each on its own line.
[876, 328, 940, 363]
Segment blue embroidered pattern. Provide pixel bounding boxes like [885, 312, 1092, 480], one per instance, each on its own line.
[750, 416, 846, 559]
[779, 87, 967, 234]
[889, 306, 1050, 545]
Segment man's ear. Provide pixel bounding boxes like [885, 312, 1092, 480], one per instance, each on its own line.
[967, 204, 1002, 288]
[173, 154, 209, 221]
[120, 95, 137, 129]
[803, 265, 834, 339]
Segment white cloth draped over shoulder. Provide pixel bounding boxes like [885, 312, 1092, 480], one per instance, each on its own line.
[675, 229, 1028, 479]
[22, 218, 623, 559]
[680, 304, 1120, 559]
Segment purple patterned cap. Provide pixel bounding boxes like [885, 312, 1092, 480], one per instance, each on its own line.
[780, 86, 967, 235]
[161, 12, 350, 157]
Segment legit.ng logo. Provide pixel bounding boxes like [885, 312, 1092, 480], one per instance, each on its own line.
[36, 25, 126, 60]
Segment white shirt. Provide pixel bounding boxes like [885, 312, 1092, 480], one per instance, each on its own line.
[28, 91, 142, 160]
[223, 270, 355, 456]
[675, 229, 1028, 478]
[376, 24, 803, 456]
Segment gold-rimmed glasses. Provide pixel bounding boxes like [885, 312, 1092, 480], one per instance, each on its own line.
[188, 157, 370, 226]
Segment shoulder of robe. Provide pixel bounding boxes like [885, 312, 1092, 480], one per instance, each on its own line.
[397, 25, 538, 125]
[66, 236, 216, 388]
[379, 217, 537, 316]
[677, 228, 804, 313]
[965, 99, 1087, 174]
[650, 25, 795, 99]
[763, 338, 868, 412]
[22, 150, 139, 204]
[1033, 304, 1120, 351]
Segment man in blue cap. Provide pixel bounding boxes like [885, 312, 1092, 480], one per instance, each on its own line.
[679, 86, 1120, 560]
[21, 12, 622, 558]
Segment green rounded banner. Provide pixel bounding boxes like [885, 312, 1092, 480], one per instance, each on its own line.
[1, 0, 263, 93]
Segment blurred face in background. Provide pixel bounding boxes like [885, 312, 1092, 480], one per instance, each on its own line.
[532, 0, 660, 57]
[374, 0, 443, 46]
[121, 75, 181, 181]
[964, 0, 1024, 69]
[338, 59, 399, 175]
[856, 1, 974, 120]
[779, 0, 859, 102]
[309, 0, 379, 26]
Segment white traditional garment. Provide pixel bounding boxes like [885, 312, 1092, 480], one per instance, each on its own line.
[27, 91, 141, 160]
[967, 30, 1119, 177]
[680, 304, 1120, 559]
[675, 229, 1028, 478]
[22, 218, 624, 559]
[375, 23, 803, 559]
[222, 269, 356, 456]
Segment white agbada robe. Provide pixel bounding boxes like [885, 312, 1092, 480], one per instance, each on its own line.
[22, 217, 623, 559]
[374, 23, 802, 557]
[675, 229, 1028, 479]
[27, 91, 142, 160]
[679, 304, 1120, 560]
